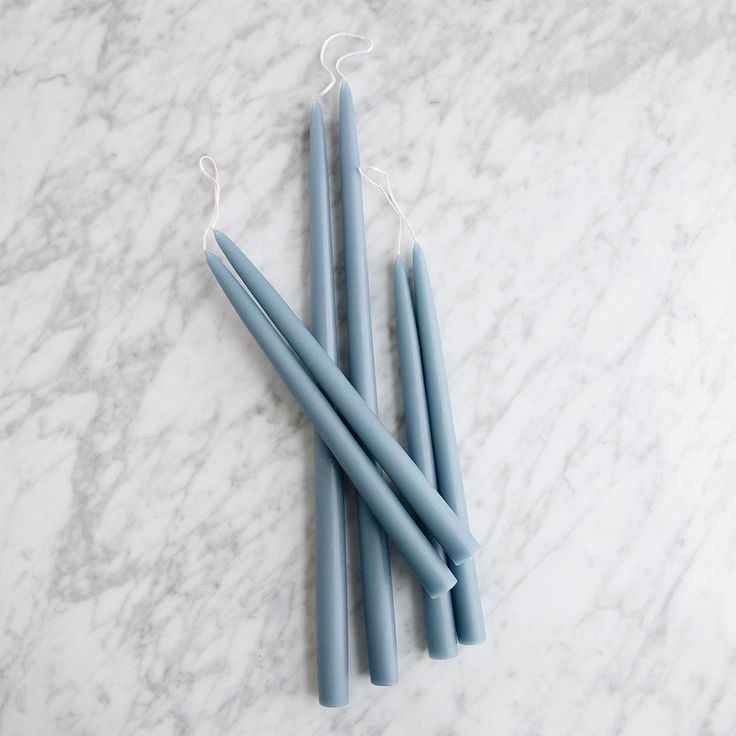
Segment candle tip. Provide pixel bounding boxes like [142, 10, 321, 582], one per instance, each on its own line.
[204, 250, 222, 271]
[212, 229, 238, 261]
[310, 99, 324, 124]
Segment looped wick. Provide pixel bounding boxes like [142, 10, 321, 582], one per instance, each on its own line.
[316, 32, 374, 98]
[199, 155, 220, 251]
[359, 165, 417, 258]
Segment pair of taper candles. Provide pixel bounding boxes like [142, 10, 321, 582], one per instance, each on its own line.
[315, 83, 484, 704]
[205, 82, 484, 707]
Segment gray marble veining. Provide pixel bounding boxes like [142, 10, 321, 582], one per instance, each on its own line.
[2, 1, 736, 734]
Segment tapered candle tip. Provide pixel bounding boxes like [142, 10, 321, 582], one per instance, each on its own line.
[212, 229, 228, 248]
[213, 230, 241, 265]
[204, 250, 222, 271]
[311, 99, 324, 126]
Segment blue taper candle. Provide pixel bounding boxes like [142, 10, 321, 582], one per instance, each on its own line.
[206, 252, 456, 598]
[394, 258, 458, 660]
[214, 230, 480, 565]
[340, 81, 398, 686]
[412, 244, 486, 645]
[309, 101, 348, 707]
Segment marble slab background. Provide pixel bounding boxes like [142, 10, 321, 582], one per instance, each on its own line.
[2, 1, 736, 734]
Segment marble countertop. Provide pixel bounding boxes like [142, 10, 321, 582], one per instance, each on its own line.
[3, 1, 736, 734]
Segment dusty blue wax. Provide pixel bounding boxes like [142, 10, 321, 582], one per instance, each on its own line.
[412, 244, 486, 645]
[309, 101, 349, 707]
[339, 82, 398, 686]
[213, 230, 479, 565]
[205, 253, 456, 598]
[394, 258, 459, 660]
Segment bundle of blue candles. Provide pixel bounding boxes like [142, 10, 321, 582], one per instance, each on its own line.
[202, 37, 485, 708]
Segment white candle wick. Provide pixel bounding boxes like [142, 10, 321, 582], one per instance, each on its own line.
[359, 165, 417, 259]
[198, 155, 221, 252]
[316, 32, 374, 99]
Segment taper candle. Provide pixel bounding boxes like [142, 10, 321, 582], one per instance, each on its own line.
[394, 258, 458, 660]
[206, 252, 456, 598]
[309, 101, 348, 707]
[213, 230, 479, 565]
[412, 244, 486, 645]
[340, 81, 398, 686]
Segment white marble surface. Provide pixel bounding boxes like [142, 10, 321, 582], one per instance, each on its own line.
[3, 1, 736, 734]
